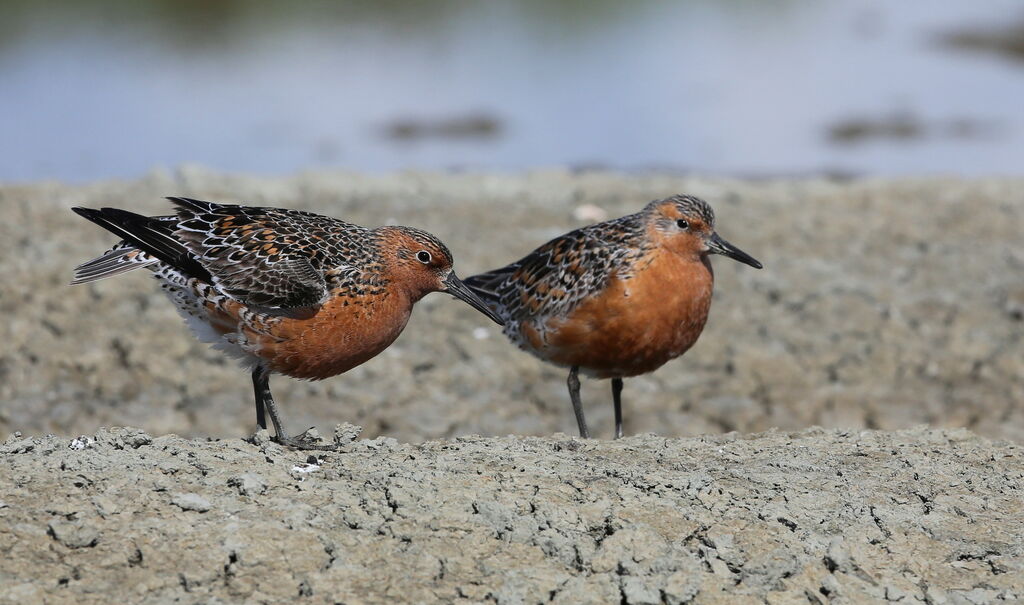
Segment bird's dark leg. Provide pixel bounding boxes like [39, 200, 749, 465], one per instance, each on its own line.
[252, 365, 288, 441]
[567, 366, 590, 438]
[611, 378, 624, 439]
[252, 365, 338, 451]
[252, 367, 267, 430]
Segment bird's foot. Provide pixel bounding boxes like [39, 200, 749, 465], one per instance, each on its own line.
[274, 428, 342, 451]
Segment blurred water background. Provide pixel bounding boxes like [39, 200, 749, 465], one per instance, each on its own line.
[2, 0, 1023, 183]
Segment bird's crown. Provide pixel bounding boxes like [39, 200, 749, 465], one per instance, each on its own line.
[644, 194, 715, 228]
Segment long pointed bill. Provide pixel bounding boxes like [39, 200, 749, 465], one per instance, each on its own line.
[443, 273, 504, 325]
[708, 232, 763, 269]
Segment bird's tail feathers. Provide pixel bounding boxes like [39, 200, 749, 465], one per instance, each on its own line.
[71, 206, 213, 283]
[70, 243, 158, 284]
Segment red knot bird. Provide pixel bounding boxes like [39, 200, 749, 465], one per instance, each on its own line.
[72, 197, 502, 449]
[465, 194, 762, 439]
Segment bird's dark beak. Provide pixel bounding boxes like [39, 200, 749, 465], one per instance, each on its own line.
[443, 273, 504, 325]
[708, 232, 763, 269]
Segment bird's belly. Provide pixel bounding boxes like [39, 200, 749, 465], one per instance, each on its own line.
[157, 270, 262, 367]
[253, 294, 413, 380]
[528, 254, 714, 379]
[173, 280, 413, 381]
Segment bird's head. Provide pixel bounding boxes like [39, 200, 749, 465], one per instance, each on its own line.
[645, 195, 762, 269]
[378, 226, 503, 324]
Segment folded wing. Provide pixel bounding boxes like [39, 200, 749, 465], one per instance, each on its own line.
[73, 198, 374, 312]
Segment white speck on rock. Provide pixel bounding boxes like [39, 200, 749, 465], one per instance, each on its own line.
[472, 327, 490, 340]
[171, 493, 211, 513]
[69, 436, 94, 450]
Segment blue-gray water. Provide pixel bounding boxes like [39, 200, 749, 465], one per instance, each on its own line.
[2, 0, 1023, 182]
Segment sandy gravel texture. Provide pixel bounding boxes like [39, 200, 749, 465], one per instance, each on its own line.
[1, 168, 1021, 443]
[1, 426, 1022, 604]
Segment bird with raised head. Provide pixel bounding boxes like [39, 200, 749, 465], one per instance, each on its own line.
[465, 194, 762, 439]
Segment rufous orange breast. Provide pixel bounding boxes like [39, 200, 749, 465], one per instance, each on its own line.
[203, 288, 415, 381]
[538, 251, 714, 379]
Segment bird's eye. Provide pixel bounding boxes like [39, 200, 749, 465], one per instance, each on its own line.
[416, 250, 432, 264]
[676, 219, 689, 230]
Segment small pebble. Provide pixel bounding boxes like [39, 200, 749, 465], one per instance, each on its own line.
[333, 423, 363, 445]
[226, 473, 267, 497]
[48, 520, 99, 548]
[251, 429, 271, 445]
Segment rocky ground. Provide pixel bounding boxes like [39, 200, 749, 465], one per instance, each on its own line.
[2, 426, 1022, 604]
[1, 170, 1023, 602]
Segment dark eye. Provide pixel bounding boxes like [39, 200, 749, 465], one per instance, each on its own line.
[676, 219, 689, 230]
[416, 250, 432, 264]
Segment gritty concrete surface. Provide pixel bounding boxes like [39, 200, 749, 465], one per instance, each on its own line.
[1, 169, 1022, 444]
[1, 426, 1022, 604]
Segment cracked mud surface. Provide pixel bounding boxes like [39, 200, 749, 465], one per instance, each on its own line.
[2, 170, 1023, 443]
[2, 427, 1022, 604]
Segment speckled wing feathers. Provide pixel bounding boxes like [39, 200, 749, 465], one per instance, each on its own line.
[466, 212, 650, 326]
[170, 198, 384, 309]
